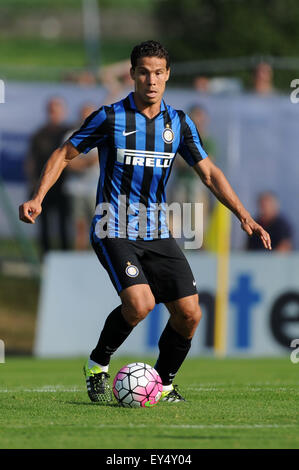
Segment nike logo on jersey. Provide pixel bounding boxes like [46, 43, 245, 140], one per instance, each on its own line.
[122, 130, 139, 136]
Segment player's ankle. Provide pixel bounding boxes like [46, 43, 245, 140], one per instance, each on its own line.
[88, 358, 109, 373]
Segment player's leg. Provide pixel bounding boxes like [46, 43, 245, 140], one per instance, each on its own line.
[85, 284, 155, 403]
[139, 237, 200, 402]
[84, 237, 155, 402]
[90, 283, 155, 366]
[155, 294, 202, 402]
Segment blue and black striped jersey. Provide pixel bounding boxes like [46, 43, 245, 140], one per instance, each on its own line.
[69, 92, 208, 241]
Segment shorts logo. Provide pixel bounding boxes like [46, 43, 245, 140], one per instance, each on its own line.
[162, 124, 174, 144]
[125, 262, 139, 278]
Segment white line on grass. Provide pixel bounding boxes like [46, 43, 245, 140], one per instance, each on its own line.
[95, 424, 298, 430]
[0, 386, 297, 393]
[1, 423, 297, 430]
[188, 382, 299, 386]
[0, 382, 299, 394]
[0, 387, 84, 393]
[186, 387, 298, 392]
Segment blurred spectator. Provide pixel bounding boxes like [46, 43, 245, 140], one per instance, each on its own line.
[194, 75, 242, 95]
[193, 76, 210, 94]
[63, 70, 97, 87]
[253, 62, 275, 95]
[209, 77, 242, 95]
[99, 60, 134, 104]
[65, 104, 99, 250]
[247, 191, 293, 251]
[25, 97, 71, 254]
[188, 105, 217, 159]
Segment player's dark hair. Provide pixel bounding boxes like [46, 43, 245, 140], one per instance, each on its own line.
[130, 40, 170, 70]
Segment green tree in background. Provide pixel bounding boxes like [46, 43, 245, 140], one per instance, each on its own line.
[155, 0, 299, 61]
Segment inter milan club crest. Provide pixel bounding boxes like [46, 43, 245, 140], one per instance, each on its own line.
[125, 261, 139, 278]
[162, 123, 174, 144]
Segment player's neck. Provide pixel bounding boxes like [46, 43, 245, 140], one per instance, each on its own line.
[132, 92, 162, 119]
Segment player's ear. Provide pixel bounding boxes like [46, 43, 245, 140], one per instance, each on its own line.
[130, 67, 135, 81]
[165, 67, 170, 82]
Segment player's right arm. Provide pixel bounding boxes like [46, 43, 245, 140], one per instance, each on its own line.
[19, 142, 79, 224]
[19, 106, 109, 224]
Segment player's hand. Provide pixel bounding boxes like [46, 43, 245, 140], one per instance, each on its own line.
[19, 199, 42, 224]
[241, 215, 272, 250]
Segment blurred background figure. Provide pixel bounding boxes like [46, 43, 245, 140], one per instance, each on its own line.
[63, 70, 97, 87]
[168, 104, 217, 245]
[188, 105, 217, 162]
[247, 191, 293, 251]
[193, 76, 210, 94]
[25, 97, 71, 255]
[253, 62, 275, 95]
[194, 75, 243, 95]
[65, 103, 99, 251]
[99, 60, 134, 104]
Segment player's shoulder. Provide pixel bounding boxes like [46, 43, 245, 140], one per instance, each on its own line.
[84, 98, 128, 130]
[165, 104, 188, 121]
[165, 105, 193, 131]
[93, 103, 113, 116]
[107, 93, 132, 108]
[84, 103, 114, 126]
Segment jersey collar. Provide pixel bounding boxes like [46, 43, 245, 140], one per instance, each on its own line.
[128, 92, 166, 113]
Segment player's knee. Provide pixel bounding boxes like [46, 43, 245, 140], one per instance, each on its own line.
[123, 296, 155, 327]
[133, 297, 155, 323]
[180, 304, 202, 329]
[194, 305, 202, 325]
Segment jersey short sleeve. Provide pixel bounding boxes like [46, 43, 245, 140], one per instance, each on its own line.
[178, 113, 208, 166]
[68, 106, 108, 154]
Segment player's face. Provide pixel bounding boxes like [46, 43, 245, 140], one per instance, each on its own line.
[130, 56, 170, 106]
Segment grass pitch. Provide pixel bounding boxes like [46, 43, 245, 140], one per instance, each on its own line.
[0, 357, 298, 449]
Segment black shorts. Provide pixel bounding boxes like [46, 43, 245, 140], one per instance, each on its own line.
[91, 237, 197, 304]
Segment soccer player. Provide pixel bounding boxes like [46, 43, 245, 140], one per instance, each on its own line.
[19, 40, 272, 403]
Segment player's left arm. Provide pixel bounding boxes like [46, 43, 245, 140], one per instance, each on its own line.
[193, 157, 272, 250]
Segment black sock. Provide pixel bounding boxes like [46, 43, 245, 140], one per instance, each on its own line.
[90, 305, 134, 366]
[154, 321, 191, 386]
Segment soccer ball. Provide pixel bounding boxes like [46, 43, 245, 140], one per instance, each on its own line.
[113, 362, 163, 408]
